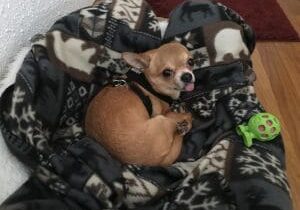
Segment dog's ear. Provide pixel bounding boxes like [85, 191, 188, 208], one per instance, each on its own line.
[122, 52, 150, 70]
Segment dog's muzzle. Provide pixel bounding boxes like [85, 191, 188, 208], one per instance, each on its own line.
[176, 69, 195, 92]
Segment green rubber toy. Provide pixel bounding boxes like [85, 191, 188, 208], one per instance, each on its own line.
[236, 113, 281, 147]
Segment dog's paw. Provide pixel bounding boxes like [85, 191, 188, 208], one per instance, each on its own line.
[176, 120, 190, 136]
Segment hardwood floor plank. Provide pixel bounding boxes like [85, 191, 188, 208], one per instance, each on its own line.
[277, 0, 300, 35]
[253, 42, 300, 210]
[257, 43, 299, 146]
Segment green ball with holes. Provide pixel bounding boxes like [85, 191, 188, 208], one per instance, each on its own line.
[236, 113, 281, 147]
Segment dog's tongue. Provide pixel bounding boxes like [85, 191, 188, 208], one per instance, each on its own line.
[184, 83, 194, 92]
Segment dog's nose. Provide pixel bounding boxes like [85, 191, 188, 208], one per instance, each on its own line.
[181, 72, 193, 83]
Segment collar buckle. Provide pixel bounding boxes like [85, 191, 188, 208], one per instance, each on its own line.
[112, 77, 127, 87]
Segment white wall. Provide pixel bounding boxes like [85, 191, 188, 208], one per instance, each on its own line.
[0, 0, 94, 74]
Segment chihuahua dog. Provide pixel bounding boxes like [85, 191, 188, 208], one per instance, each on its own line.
[85, 43, 195, 166]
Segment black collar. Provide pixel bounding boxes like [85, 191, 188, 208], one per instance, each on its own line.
[126, 71, 176, 106]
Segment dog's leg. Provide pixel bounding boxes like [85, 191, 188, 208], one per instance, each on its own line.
[140, 113, 192, 166]
[159, 135, 183, 166]
[165, 111, 192, 131]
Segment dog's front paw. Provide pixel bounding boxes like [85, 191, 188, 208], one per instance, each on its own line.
[176, 120, 190, 136]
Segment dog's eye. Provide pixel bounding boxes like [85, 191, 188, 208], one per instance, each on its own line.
[162, 69, 173, 78]
[187, 58, 194, 67]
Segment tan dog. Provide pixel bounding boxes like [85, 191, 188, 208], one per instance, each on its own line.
[85, 43, 195, 166]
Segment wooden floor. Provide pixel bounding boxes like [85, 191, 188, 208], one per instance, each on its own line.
[253, 0, 300, 208]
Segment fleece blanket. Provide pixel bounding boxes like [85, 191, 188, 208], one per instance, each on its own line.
[0, 0, 292, 209]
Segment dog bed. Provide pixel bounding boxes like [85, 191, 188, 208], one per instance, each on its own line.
[0, 0, 292, 209]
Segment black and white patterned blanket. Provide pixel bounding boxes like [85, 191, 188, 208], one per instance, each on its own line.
[0, 0, 292, 209]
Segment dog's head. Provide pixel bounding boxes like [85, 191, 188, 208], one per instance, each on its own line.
[122, 43, 195, 99]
